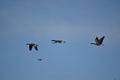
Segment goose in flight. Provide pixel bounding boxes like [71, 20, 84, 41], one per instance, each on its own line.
[91, 36, 105, 46]
[38, 59, 43, 61]
[51, 40, 66, 44]
[26, 43, 38, 51]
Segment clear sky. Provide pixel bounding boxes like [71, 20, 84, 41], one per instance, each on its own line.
[0, 0, 120, 80]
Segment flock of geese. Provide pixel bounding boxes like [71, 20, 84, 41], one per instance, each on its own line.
[26, 36, 105, 61]
[26, 40, 67, 51]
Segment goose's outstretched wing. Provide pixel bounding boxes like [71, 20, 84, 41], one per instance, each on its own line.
[34, 46, 38, 51]
[100, 36, 105, 44]
[29, 45, 33, 51]
[95, 37, 99, 43]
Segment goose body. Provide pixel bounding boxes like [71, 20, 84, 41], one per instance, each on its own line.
[91, 36, 105, 46]
[26, 43, 38, 51]
[51, 40, 65, 44]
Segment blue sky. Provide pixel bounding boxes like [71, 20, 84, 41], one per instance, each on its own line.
[0, 0, 120, 80]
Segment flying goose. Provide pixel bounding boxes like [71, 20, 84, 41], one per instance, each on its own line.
[91, 36, 105, 46]
[26, 43, 38, 51]
[38, 59, 43, 61]
[51, 40, 66, 44]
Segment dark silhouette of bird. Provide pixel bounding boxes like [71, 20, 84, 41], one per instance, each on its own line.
[91, 36, 105, 46]
[26, 43, 38, 51]
[51, 40, 66, 44]
[37, 59, 43, 61]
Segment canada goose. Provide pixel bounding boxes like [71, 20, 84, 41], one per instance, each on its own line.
[26, 43, 38, 51]
[38, 59, 42, 61]
[91, 36, 105, 46]
[51, 40, 66, 44]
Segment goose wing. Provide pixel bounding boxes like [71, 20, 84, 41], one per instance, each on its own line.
[100, 36, 105, 44]
[29, 45, 33, 51]
[95, 37, 99, 43]
[34, 46, 38, 51]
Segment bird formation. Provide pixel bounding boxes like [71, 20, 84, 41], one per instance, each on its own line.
[26, 36, 105, 61]
[26, 36, 105, 51]
[26, 40, 66, 61]
[26, 40, 66, 51]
